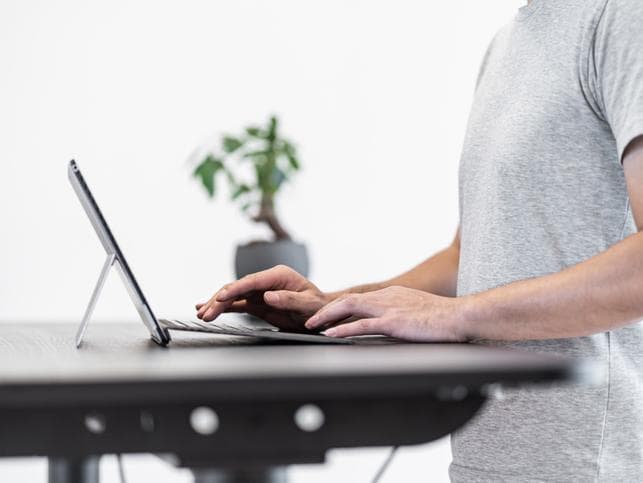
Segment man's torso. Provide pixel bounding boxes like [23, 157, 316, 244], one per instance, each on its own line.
[453, 0, 643, 481]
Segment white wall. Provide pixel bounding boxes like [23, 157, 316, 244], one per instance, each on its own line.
[0, 1, 523, 481]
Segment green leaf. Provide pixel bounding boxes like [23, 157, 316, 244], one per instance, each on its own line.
[224, 169, 238, 186]
[284, 147, 299, 170]
[246, 127, 263, 138]
[286, 154, 300, 170]
[280, 141, 300, 170]
[222, 136, 243, 153]
[240, 201, 254, 213]
[231, 183, 251, 200]
[193, 155, 224, 197]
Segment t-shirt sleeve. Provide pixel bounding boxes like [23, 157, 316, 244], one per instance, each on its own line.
[589, 0, 643, 161]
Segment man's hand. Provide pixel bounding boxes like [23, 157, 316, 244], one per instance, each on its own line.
[195, 265, 331, 332]
[304, 286, 468, 342]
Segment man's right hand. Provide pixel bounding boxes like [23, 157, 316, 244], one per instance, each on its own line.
[195, 265, 331, 333]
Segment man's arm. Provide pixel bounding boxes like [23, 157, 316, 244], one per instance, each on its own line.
[196, 231, 461, 329]
[310, 136, 643, 341]
[329, 230, 461, 298]
[461, 135, 643, 341]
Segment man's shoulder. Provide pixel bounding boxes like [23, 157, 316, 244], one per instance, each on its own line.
[592, 0, 643, 43]
[593, 0, 643, 22]
[605, 0, 642, 9]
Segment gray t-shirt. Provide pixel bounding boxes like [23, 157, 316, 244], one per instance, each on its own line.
[452, 0, 643, 481]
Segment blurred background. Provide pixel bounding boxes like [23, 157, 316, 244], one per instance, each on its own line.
[1, 0, 523, 481]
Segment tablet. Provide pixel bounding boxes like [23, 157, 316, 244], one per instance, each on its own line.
[68, 160, 171, 346]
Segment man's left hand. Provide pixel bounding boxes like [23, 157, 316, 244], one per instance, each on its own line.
[304, 286, 469, 342]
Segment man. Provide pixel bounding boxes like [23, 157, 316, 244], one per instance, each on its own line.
[196, 0, 643, 480]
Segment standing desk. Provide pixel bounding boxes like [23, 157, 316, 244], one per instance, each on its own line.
[0, 322, 587, 483]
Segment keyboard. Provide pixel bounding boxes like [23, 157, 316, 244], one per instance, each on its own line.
[159, 318, 355, 344]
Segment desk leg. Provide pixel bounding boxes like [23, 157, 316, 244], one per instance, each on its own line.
[48, 456, 100, 483]
[191, 467, 287, 483]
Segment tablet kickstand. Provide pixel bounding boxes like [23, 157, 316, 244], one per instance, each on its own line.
[75, 253, 116, 348]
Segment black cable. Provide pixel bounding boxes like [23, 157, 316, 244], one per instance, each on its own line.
[371, 446, 399, 483]
[116, 454, 127, 483]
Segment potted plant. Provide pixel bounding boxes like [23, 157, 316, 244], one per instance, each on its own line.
[193, 115, 309, 278]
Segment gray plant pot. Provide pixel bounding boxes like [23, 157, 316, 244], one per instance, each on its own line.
[234, 240, 310, 279]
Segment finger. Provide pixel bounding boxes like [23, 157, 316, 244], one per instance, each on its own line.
[197, 298, 216, 318]
[324, 318, 386, 338]
[195, 303, 205, 310]
[305, 295, 376, 330]
[197, 302, 214, 319]
[197, 290, 233, 318]
[201, 300, 234, 321]
[264, 291, 314, 312]
[216, 266, 295, 302]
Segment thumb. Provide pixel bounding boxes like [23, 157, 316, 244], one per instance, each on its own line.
[264, 290, 313, 311]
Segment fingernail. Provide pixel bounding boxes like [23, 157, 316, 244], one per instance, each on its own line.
[325, 328, 337, 337]
[216, 289, 228, 301]
[265, 292, 279, 303]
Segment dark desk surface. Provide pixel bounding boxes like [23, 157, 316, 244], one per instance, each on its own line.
[0, 322, 583, 405]
[0, 322, 589, 471]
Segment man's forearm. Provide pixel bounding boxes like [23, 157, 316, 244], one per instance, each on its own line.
[387, 243, 460, 296]
[329, 239, 461, 300]
[460, 232, 643, 341]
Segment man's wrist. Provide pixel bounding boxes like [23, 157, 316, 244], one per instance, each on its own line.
[453, 293, 488, 342]
[322, 291, 340, 305]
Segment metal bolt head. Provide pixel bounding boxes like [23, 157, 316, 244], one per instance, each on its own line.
[84, 413, 106, 434]
[190, 406, 219, 435]
[294, 404, 325, 432]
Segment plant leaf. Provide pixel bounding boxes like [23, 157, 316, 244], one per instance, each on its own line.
[287, 154, 300, 170]
[246, 127, 264, 138]
[222, 136, 243, 153]
[224, 169, 238, 186]
[240, 201, 254, 213]
[281, 141, 300, 170]
[193, 155, 224, 197]
[231, 183, 252, 200]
